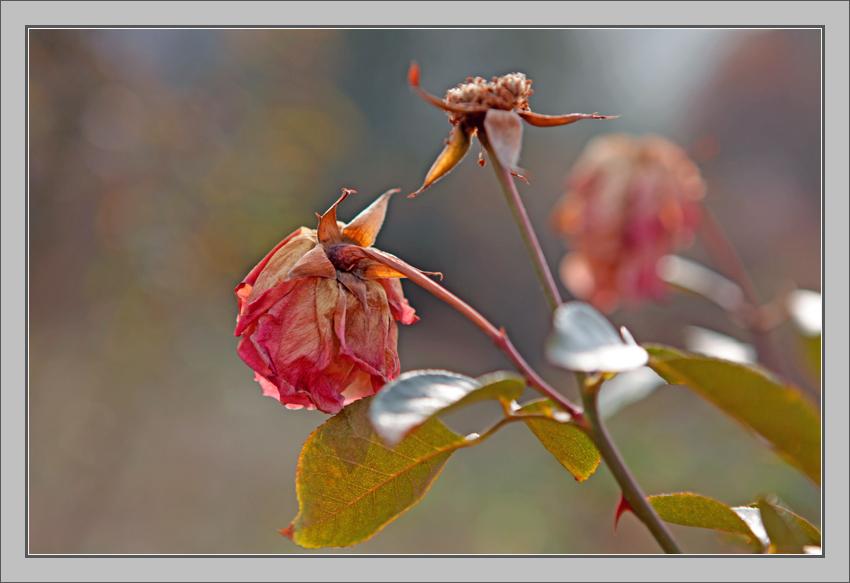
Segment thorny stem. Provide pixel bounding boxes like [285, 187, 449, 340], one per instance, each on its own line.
[478, 132, 563, 312]
[367, 249, 583, 420]
[374, 247, 681, 552]
[480, 133, 680, 552]
[577, 374, 683, 554]
[698, 207, 788, 378]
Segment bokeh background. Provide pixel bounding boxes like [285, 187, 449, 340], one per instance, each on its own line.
[29, 28, 821, 554]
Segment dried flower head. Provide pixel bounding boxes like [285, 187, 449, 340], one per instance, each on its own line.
[234, 189, 419, 414]
[408, 62, 618, 196]
[551, 134, 706, 313]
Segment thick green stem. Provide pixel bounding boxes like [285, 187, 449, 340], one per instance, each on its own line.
[578, 376, 682, 554]
[481, 134, 563, 312]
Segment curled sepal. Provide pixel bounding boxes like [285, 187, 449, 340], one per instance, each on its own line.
[545, 301, 648, 373]
[518, 111, 620, 127]
[359, 247, 443, 281]
[317, 189, 354, 246]
[409, 125, 472, 197]
[342, 189, 398, 247]
[408, 61, 487, 116]
[369, 370, 526, 446]
[282, 396, 466, 548]
[327, 245, 408, 279]
[482, 109, 524, 172]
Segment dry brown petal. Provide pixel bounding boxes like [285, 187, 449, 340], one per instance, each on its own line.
[286, 244, 337, 280]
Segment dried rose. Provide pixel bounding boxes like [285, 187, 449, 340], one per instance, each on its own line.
[551, 134, 706, 313]
[408, 62, 617, 196]
[234, 189, 418, 414]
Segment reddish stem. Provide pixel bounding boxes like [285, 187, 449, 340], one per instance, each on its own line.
[364, 248, 583, 420]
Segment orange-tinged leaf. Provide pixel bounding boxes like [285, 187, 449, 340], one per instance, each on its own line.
[648, 493, 763, 548]
[518, 111, 620, 127]
[409, 126, 472, 197]
[645, 344, 821, 484]
[284, 397, 466, 548]
[342, 189, 398, 248]
[519, 399, 600, 482]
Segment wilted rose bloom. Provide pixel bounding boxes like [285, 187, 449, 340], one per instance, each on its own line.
[408, 63, 616, 196]
[234, 190, 418, 415]
[551, 134, 706, 313]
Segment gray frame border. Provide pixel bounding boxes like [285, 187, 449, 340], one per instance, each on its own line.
[3, 2, 848, 582]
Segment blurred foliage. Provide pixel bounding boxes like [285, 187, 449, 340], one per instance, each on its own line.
[29, 28, 820, 553]
[646, 345, 821, 485]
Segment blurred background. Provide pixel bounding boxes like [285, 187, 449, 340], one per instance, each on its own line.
[29, 28, 821, 554]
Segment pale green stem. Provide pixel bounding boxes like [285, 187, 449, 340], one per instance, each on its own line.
[577, 374, 682, 554]
[479, 132, 563, 312]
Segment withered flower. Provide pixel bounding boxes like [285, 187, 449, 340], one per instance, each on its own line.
[408, 62, 618, 196]
[234, 189, 419, 415]
[550, 134, 706, 313]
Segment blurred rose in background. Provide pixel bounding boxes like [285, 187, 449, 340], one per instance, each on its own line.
[29, 28, 820, 554]
[551, 133, 706, 313]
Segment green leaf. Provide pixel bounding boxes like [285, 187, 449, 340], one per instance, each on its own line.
[369, 370, 526, 446]
[546, 302, 648, 373]
[732, 504, 821, 550]
[645, 344, 821, 484]
[282, 396, 467, 548]
[756, 498, 811, 554]
[519, 399, 600, 482]
[648, 493, 763, 548]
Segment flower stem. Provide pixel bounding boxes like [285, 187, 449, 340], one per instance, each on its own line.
[577, 375, 682, 554]
[481, 135, 679, 552]
[366, 248, 583, 419]
[698, 207, 788, 378]
[479, 133, 563, 312]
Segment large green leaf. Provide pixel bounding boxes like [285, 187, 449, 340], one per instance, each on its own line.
[282, 396, 467, 548]
[645, 344, 821, 484]
[648, 493, 762, 547]
[369, 370, 526, 446]
[519, 399, 600, 482]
